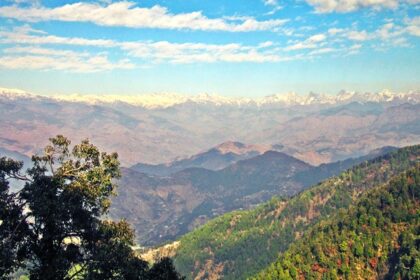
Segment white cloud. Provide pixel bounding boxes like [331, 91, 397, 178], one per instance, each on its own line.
[263, 0, 283, 14]
[306, 0, 399, 13]
[309, 47, 336, 55]
[285, 33, 326, 50]
[350, 44, 362, 50]
[328, 28, 344, 35]
[347, 30, 370, 41]
[329, 19, 418, 49]
[120, 41, 287, 63]
[308, 33, 327, 42]
[0, 53, 134, 72]
[3, 46, 89, 57]
[264, 0, 279, 5]
[0, 25, 293, 64]
[375, 22, 404, 39]
[345, 44, 362, 55]
[258, 41, 275, 48]
[3, 15, 417, 70]
[284, 17, 417, 56]
[405, 16, 420, 36]
[0, 25, 117, 47]
[0, 44, 134, 72]
[0, 1, 288, 32]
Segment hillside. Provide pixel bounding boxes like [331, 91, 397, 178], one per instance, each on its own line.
[293, 146, 398, 187]
[164, 145, 420, 280]
[110, 151, 312, 245]
[111, 146, 397, 245]
[253, 166, 420, 279]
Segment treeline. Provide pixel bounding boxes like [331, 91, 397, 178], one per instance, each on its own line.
[0, 136, 184, 280]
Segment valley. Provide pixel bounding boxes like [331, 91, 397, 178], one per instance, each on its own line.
[110, 142, 397, 245]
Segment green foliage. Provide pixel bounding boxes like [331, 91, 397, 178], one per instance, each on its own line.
[19, 135, 122, 279]
[148, 258, 184, 280]
[0, 135, 184, 280]
[173, 145, 420, 280]
[0, 158, 30, 278]
[253, 167, 420, 280]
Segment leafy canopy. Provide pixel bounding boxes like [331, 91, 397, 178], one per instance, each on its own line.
[0, 135, 183, 280]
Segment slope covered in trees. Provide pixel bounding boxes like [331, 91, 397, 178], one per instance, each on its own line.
[170, 145, 420, 280]
[253, 166, 420, 279]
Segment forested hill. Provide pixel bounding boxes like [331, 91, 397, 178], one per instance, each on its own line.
[253, 166, 420, 280]
[168, 145, 419, 280]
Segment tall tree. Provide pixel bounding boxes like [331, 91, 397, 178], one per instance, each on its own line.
[21, 135, 121, 279]
[0, 135, 184, 280]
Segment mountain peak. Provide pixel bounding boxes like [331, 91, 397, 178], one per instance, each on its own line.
[0, 87, 418, 109]
[0, 87, 33, 99]
[214, 141, 247, 154]
[255, 150, 310, 165]
[213, 141, 277, 155]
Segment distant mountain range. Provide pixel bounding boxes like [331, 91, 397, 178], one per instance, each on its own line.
[3, 87, 418, 108]
[131, 141, 284, 176]
[1, 87, 418, 166]
[109, 143, 397, 245]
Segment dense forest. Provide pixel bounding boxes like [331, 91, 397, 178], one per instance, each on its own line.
[253, 167, 420, 279]
[172, 145, 420, 279]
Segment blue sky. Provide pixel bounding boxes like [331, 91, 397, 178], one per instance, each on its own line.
[0, 0, 419, 96]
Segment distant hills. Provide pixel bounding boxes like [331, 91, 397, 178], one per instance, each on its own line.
[111, 149, 311, 245]
[141, 145, 419, 280]
[110, 143, 397, 245]
[0, 87, 419, 166]
[131, 141, 283, 176]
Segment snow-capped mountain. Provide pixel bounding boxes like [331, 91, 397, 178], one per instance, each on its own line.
[1, 87, 418, 108]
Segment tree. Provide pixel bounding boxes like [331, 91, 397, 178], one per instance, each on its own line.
[20, 135, 121, 279]
[0, 157, 30, 278]
[148, 258, 185, 280]
[0, 135, 184, 279]
[84, 220, 149, 280]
